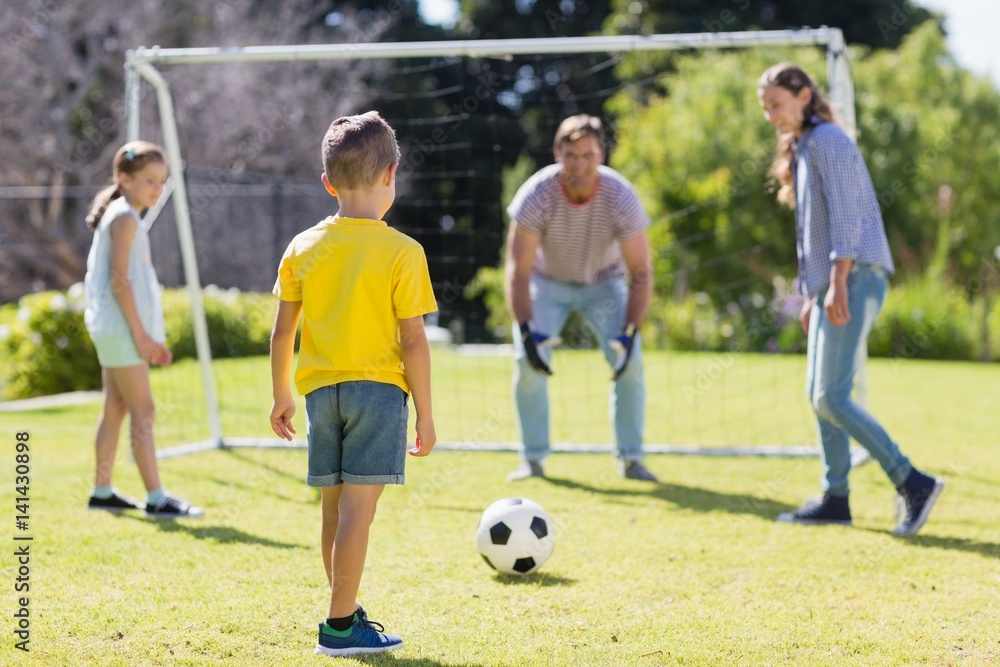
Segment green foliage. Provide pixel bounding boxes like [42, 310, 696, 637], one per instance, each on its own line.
[0, 287, 279, 400]
[162, 287, 277, 361]
[464, 265, 511, 342]
[990, 295, 1000, 362]
[851, 21, 1000, 296]
[604, 0, 934, 49]
[643, 284, 804, 354]
[609, 46, 825, 305]
[0, 289, 101, 400]
[606, 21, 1000, 361]
[868, 279, 980, 361]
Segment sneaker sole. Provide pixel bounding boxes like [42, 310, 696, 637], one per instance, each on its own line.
[315, 641, 402, 657]
[776, 512, 852, 526]
[623, 474, 660, 482]
[145, 508, 206, 519]
[893, 478, 945, 536]
[88, 506, 138, 514]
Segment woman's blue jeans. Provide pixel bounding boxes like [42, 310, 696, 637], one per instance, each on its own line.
[512, 275, 645, 463]
[806, 264, 912, 496]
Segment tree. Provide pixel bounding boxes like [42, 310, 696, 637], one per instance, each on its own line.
[609, 46, 826, 304]
[604, 0, 934, 49]
[851, 22, 1000, 357]
[0, 0, 391, 303]
[610, 18, 1000, 342]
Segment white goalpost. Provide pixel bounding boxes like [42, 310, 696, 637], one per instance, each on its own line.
[124, 28, 869, 466]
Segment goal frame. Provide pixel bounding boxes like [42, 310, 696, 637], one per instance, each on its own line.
[124, 28, 865, 461]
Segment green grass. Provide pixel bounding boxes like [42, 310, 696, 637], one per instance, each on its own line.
[1, 351, 998, 666]
[145, 348, 822, 449]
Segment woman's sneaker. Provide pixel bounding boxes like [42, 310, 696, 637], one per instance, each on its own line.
[145, 494, 205, 519]
[315, 610, 402, 657]
[776, 493, 852, 525]
[893, 469, 944, 536]
[88, 489, 142, 513]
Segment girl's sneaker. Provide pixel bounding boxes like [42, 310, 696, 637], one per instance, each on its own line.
[88, 489, 142, 513]
[145, 494, 204, 519]
[315, 610, 402, 657]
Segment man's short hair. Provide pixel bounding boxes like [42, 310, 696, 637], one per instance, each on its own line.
[322, 111, 401, 190]
[553, 114, 605, 153]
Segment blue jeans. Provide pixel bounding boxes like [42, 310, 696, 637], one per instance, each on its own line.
[513, 275, 645, 462]
[304, 381, 409, 487]
[806, 264, 911, 496]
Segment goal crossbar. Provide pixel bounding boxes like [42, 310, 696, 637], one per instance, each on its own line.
[123, 29, 858, 458]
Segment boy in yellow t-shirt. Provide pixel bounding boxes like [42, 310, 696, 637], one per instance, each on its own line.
[269, 111, 437, 658]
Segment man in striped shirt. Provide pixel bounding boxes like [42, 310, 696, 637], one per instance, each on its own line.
[504, 114, 657, 482]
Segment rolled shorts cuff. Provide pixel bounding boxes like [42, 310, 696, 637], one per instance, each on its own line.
[342, 472, 405, 485]
[307, 473, 342, 488]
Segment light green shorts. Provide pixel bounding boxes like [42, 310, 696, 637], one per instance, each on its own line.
[90, 334, 144, 368]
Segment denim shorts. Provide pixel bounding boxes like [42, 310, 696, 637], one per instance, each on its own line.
[304, 381, 409, 487]
[90, 333, 143, 368]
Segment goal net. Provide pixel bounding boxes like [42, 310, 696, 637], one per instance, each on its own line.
[124, 29, 864, 459]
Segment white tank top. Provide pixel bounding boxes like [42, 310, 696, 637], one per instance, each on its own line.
[83, 197, 165, 342]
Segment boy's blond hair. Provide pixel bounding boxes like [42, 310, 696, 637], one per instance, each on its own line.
[553, 114, 605, 153]
[322, 111, 400, 190]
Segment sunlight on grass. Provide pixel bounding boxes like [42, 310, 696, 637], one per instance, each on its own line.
[146, 348, 821, 449]
[1, 354, 998, 665]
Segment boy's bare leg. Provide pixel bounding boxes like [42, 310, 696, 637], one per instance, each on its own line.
[94, 368, 128, 488]
[320, 485, 343, 587]
[327, 482, 384, 619]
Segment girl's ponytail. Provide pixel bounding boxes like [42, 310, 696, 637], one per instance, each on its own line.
[85, 184, 122, 231]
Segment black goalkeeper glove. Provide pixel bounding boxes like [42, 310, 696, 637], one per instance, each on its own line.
[519, 321, 560, 376]
[609, 322, 638, 380]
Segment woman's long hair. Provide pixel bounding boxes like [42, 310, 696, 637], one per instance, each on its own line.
[85, 141, 165, 230]
[758, 63, 836, 208]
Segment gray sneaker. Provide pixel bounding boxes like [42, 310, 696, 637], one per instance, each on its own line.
[619, 460, 659, 482]
[506, 461, 544, 481]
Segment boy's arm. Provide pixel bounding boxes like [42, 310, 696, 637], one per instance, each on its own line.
[399, 315, 435, 456]
[269, 299, 302, 440]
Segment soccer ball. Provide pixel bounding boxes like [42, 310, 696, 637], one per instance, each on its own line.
[475, 497, 555, 576]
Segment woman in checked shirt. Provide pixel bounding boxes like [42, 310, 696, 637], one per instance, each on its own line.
[758, 63, 943, 536]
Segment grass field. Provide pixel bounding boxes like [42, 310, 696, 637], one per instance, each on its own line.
[135, 348, 825, 450]
[1, 351, 998, 666]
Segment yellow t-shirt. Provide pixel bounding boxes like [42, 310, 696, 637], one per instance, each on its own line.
[273, 216, 437, 396]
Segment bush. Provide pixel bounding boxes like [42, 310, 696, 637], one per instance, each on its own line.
[0, 285, 280, 400]
[989, 297, 1000, 362]
[0, 287, 102, 400]
[868, 280, 980, 361]
[163, 286, 277, 361]
[644, 281, 805, 354]
[465, 266, 511, 342]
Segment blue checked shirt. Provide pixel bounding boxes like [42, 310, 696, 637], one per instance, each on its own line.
[793, 120, 894, 296]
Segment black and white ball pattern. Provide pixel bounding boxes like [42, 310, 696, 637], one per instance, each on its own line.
[476, 497, 555, 575]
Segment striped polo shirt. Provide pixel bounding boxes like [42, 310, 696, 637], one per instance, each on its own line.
[507, 164, 650, 284]
[794, 121, 895, 296]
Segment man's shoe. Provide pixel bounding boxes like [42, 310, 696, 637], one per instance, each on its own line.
[316, 611, 402, 657]
[776, 493, 852, 525]
[506, 461, 544, 482]
[145, 493, 205, 519]
[88, 489, 142, 513]
[893, 469, 944, 536]
[619, 460, 659, 482]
